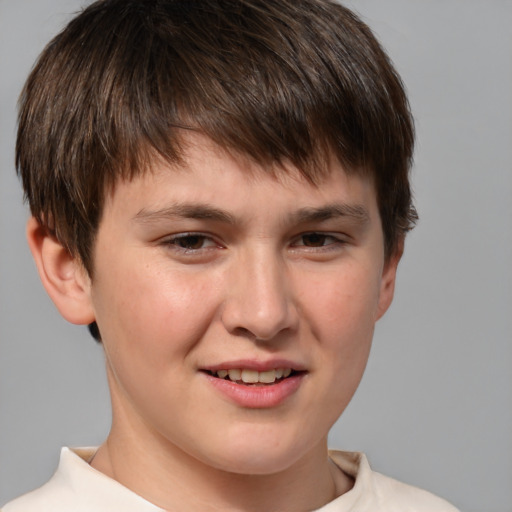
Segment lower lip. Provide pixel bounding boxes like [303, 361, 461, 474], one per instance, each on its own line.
[203, 373, 305, 408]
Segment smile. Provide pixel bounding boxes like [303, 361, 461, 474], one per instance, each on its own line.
[203, 367, 305, 408]
[207, 368, 294, 384]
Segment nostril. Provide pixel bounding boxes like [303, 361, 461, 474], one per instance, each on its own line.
[232, 326, 254, 338]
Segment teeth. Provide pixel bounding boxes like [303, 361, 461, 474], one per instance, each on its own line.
[228, 369, 241, 381]
[216, 369, 228, 379]
[214, 368, 293, 384]
[241, 369, 259, 383]
[258, 370, 276, 384]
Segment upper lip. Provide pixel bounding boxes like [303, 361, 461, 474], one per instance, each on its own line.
[201, 359, 307, 373]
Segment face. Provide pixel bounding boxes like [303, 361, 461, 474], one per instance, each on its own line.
[86, 137, 398, 476]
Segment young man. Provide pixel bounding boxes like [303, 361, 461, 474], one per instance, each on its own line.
[3, 0, 459, 510]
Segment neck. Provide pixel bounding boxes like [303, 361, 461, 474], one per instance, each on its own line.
[91, 424, 352, 512]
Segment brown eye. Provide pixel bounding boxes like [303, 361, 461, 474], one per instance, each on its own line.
[168, 234, 212, 250]
[300, 233, 329, 247]
[177, 235, 205, 249]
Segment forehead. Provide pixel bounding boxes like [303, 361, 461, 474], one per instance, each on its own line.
[102, 135, 379, 226]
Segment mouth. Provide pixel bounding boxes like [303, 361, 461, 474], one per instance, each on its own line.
[201, 364, 306, 407]
[204, 368, 302, 385]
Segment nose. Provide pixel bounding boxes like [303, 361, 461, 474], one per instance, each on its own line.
[221, 247, 299, 342]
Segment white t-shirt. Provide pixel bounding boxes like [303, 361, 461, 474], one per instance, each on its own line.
[2, 448, 459, 512]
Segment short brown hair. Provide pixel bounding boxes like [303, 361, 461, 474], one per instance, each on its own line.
[17, 0, 416, 274]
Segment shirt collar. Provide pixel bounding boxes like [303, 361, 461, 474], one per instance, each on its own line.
[48, 448, 371, 512]
[53, 447, 165, 512]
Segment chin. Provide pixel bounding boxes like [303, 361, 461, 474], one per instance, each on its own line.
[212, 452, 299, 476]
[201, 431, 316, 476]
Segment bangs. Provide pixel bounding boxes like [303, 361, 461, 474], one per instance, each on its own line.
[17, 0, 415, 274]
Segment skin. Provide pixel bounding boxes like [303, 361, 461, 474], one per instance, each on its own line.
[28, 135, 401, 511]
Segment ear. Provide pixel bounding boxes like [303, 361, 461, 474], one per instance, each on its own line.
[26, 217, 96, 325]
[376, 239, 404, 321]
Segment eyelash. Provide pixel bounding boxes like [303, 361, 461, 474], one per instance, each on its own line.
[290, 232, 347, 253]
[163, 231, 346, 255]
[163, 233, 220, 252]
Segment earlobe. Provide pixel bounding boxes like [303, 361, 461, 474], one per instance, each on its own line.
[26, 217, 96, 325]
[376, 240, 404, 321]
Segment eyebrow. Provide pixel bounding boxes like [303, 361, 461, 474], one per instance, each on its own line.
[133, 204, 237, 225]
[132, 202, 370, 226]
[290, 203, 371, 226]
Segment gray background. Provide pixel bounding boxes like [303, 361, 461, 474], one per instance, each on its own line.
[1, 1, 511, 510]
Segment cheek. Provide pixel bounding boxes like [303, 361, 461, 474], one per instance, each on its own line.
[91, 257, 220, 365]
[301, 264, 381, 398]
[303, 264, 382, 344]
[91, 263, 221, 423]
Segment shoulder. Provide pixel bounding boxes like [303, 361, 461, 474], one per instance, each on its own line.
[370, 470, 460, 511]
[328, 450, 460, 512]
[2, 448, 97, 512]
[2, 479, 70, 512]
[2, 447, 164, 512]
